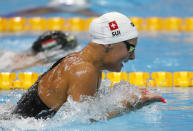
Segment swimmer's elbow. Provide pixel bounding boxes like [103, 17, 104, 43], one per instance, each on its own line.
[121, 100, 134, 109]
[106, 111, 122, 119]
[89, 111, 122, 122]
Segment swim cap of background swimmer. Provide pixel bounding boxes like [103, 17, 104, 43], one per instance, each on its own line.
[32, 31, 78, 54]
[89, 12, 138, 44]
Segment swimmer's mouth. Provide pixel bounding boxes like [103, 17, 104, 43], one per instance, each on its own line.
[123, 55, 134, 62]
[123, 58, 129, 63]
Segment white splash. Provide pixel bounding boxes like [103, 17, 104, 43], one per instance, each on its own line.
[0, 80, 161, 130]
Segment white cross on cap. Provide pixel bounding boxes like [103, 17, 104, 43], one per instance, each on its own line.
[111, 23, 116, 28]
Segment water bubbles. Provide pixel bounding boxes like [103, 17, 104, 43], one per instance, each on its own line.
[0, 79, 161, 130]
[55, 80, 145, 122]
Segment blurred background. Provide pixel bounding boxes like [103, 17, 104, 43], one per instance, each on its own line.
[1, 0, 193, 17]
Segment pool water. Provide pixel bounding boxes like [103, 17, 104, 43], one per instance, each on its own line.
[1, 32, 193, 73]
[1, 82, 193, 131]
[1, 0, 193, 17]
[0, 31, 193, 131]
[0, 0, 193, 130]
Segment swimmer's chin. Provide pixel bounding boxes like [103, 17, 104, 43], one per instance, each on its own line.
[115, 63, 124, 72]
[107, 68, 122, 72]
[123, 59, 132, 63]
[111, 66, 123, 72]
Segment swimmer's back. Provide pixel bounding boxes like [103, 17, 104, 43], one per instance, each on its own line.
[38, 52, 87, 109]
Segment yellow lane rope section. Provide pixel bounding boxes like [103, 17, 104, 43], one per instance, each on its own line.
[0, 71, 192, 90]
[1, 17, 193, 32]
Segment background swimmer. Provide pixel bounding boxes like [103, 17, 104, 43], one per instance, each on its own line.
[12, 12, 165, 120]
[0, 31, 79, 72]
[3, 0, 99, 17]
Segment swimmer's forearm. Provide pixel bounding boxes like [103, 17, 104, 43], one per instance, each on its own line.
[106, 110, 123, 119]
[12, 60, 42, 71]
[106, 100, 135, 119]
[106, 100, 147, 119]
[106, 96, 164, 119]
[106, 93, 140, 119]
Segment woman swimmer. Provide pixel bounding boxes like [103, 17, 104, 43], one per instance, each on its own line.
[12, 12, 166, 120]
[0, 31, 78, 72]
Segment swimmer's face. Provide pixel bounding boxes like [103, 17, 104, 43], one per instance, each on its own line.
[104, 38, 137, 72]
[123, 38, 138, 61]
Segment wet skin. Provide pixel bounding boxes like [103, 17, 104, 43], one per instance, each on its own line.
[38, 38, 164, 118]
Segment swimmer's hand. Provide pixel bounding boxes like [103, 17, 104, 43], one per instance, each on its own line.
[134, 88, 166, 110]
[106, 88, 166, 120]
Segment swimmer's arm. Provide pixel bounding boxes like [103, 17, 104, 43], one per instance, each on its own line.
[13, 61, 42, 71]
[106, 90, 164, 119]
[12, 54, 43, 71]
[67, 63, 99, 101]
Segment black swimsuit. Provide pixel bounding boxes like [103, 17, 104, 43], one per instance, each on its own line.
[12, 56, 66, 119]
[12, 80, 56, 119]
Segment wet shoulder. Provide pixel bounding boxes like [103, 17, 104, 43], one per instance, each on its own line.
[63, 52, 82, 64]
[49, 52, 96, 75]
[68, 61, 97, 78]
[58, 52, 86, 71]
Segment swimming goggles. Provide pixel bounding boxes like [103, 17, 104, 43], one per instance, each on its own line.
[123, 41, 135, 53]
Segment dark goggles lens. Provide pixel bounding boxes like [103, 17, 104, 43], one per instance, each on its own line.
[123, 41, 135, 53]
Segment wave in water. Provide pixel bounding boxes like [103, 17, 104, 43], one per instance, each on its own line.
[0, 79, 161, 130]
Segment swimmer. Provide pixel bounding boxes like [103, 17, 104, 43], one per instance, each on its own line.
[12, 12, 165, 120]
[3, 0, 99, 17]
[0, 31, 78, 72]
